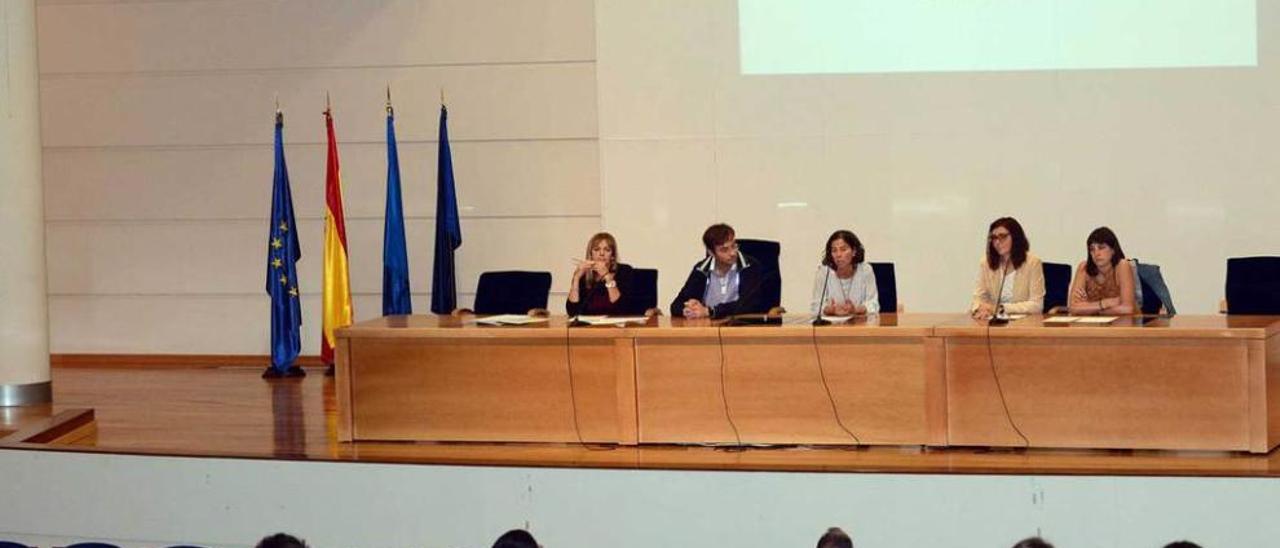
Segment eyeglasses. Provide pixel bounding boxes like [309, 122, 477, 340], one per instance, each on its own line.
[714, 242, 739, 253]
[989, 232, 1011, 242]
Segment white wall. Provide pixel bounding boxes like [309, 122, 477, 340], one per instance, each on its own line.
[39, 0, 1280, 354]
[596, 0, 1280, 316]
[2, 449, 1279, 548]
[38, 0, 599, 354]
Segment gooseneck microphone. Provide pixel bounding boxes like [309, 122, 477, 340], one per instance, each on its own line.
[988, 261, 1010, 326]
[812, 265, 832, 326]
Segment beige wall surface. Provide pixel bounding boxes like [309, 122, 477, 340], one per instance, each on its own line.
[38, 0, 598, 354]
[596, 0, 1280, 318]
[40, 0, 1280, 354]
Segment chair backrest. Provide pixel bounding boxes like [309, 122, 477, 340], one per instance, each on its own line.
[868, 262, 898, 313]
[736, 238, 780, 271]
[0, 541, 31, 548]
[65, 543, 123, 548]
[736, 238, 782, 308]
[629, 268, 659, 313]
[1135, 263, 1160, 315]
[473, 271, 552, 315]
[1226, 256, 1280, 314]
[1042, 262, 1072, 313]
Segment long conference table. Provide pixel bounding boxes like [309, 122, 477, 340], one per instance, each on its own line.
[334, 314, 1280, 453]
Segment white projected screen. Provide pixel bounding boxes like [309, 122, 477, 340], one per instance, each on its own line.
[740, 0, 1258, 74]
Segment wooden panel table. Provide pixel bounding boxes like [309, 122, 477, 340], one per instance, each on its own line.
[336, 313, 961, 447]
[937, 315, 1280, 453]
[631, 314, 961, 446]
[335, 315, 637, 444]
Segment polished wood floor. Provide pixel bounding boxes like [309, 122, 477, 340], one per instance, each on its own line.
[5, 365, 1280, 477]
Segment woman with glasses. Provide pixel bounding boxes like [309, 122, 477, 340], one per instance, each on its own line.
[810, 229, 879, 316]
[1067, 226, 1136, 315]
[970, 217, 1045, 320]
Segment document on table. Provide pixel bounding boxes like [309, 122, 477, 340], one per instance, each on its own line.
[475, 314, 550, 326]
[574, 315, 648, 326]
[1042, 316, 1118, 324]
[820, 315, 854, 324]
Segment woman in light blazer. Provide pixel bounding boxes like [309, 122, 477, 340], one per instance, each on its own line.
[971, 217, 1045, 320]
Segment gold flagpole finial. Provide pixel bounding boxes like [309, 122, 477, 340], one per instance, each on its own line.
[325, 91, 331, 115]
[386, 84, 393, 115]
[274, 93, 282, 123]
[440, 88, 446, 107]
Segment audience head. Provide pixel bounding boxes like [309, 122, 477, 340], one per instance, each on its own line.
[701, 223, 739, 265]
[493, 529, 539, 548]
[1010, 537, 1053, 548]
[815, 526, 854, 548]
[822, 230, 866, 270]
[1163, 542, 1203, 548]
[986, 216, 1030, 270]
[584, 232, 619, 267]
[1084, 226, 1126, 277]
[256, 533, 309, 548]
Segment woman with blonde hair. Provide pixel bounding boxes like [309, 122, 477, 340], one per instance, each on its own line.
[566, 232, 635, 316]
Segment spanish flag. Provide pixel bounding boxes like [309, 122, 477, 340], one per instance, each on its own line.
[320, 107, 353, 366]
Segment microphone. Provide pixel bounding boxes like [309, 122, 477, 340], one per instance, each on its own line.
[989, 261, 1009, 326]
[813, 264, 832, 326]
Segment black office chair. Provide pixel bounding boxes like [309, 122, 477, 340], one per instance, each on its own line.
[65, 543, 123, 548]
[869, 262, 899, 313]
[0, 541, 32, 548]
[1042, 261, 1072, 313]
[629, 267, 659, 315]
[1225, 256, 1280, 314]
[736, 238, 782, 310]
[468, 271, 553, 315]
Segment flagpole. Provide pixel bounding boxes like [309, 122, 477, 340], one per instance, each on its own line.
[386, 84, 393, 116]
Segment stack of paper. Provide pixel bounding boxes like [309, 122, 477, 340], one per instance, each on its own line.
[475, 314, 549, 326]
[574, 316, 648, 326]
[1042, 316, 1118, 325]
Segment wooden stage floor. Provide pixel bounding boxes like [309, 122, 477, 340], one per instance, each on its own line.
[5, 365, 1280, 477]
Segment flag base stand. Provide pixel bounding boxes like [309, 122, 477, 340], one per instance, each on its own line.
[262, 366, 307, 380]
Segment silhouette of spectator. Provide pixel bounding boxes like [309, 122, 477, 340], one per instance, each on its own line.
[1011, 537, 1054, 548]
[816, 526, 854, 548]
[493, 529, 539, 548]
[256, 533, 308, 548]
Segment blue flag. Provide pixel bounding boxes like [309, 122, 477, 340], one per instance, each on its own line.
[266, 112, 303, 371]
[430, 105, 462, 314]
[382, 108, 412, 315]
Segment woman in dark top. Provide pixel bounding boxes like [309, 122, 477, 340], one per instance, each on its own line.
[566, 232, 634, 316]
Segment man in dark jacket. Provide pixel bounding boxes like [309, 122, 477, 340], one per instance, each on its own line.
[670, 223, 779, 318]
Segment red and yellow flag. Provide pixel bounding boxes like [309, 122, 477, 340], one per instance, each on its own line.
[320, 108, 353, 365]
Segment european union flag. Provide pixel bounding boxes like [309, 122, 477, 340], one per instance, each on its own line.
[382, 106, 412, 315]
[430, 105, 462, 314]
[266, 111, 302, 372]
